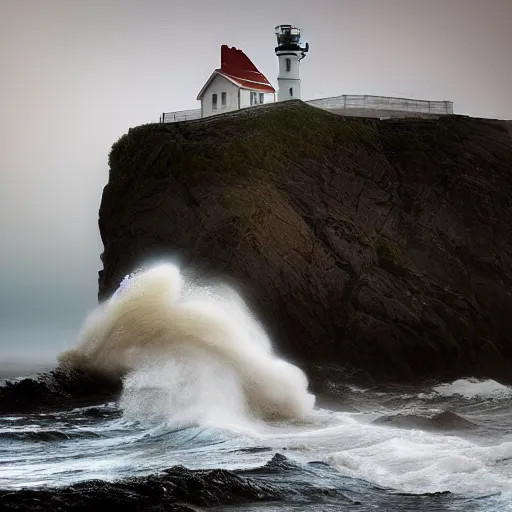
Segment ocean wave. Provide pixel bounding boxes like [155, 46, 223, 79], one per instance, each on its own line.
[0, 453, 496, 511]
[431, 379, 512, 400]
[324, 425, 512, 498]
[0, 430, 103, 442]
[59, 264, 315, 428]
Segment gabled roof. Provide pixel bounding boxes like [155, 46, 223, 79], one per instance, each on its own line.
[197, 45, 276, 100]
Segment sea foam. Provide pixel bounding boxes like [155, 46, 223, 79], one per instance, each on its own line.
[59, 264, 315, 427]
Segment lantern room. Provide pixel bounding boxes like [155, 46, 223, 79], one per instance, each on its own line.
[275, 25, 309, 53]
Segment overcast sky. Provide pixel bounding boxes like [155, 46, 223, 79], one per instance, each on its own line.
[1, 0, 511, 361]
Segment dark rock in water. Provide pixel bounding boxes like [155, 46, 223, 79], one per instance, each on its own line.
[0, 465, 281, 511]
[430, 410, 477, 430]
[373, 410, 477, 430]
[0, 368, 121, 414]
[241, 452, 301, 474]
[98, 101, 512, 383]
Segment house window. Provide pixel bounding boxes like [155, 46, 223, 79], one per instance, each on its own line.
[289, 87, 293, 97]
[221, 92, 227, 106]
[212, 93, 218, 109]
[286, 58, 291, 72]
[250, 91, 257, 105]
[259, 93, 264, 104]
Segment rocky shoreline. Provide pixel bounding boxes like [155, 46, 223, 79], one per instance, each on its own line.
[0, 453, 478, 511]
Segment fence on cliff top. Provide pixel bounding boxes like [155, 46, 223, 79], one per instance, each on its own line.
[160, 94, 454, 123]
[307, 95, 453, 115]
[160, 109, 201, 123]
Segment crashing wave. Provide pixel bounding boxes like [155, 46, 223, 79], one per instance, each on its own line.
[58, 264, 315, 426]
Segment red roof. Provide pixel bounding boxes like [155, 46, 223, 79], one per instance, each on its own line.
[218, 45, 275, 93]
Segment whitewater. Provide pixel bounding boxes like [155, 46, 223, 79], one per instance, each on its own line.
[1, 264, 512, 511]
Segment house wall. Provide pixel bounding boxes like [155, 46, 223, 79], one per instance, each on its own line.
[240, 89, 268, 109]
[201, 75, 240, 117]
[240, 89, 251, 109]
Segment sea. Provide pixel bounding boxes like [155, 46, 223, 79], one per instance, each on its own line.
[1, 264, 511, 511]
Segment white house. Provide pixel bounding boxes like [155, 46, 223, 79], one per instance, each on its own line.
[196, 45, 276, 118]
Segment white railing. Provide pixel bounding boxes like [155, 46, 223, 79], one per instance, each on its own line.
[160, 94, 454, 123]
[306, 95, 453, 115]
[160, 109, 201, 123]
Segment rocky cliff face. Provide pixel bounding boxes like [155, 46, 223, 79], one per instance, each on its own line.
[98, 101, 512, 382]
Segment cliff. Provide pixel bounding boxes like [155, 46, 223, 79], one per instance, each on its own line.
[98, 101, 512, 383]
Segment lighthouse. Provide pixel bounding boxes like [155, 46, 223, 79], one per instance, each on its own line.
[275, 25, 309, 102]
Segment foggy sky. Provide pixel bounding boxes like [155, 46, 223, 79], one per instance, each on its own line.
[1, 0, 511, 359]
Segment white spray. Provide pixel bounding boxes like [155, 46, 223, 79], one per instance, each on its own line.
[59, 264, 315, 427]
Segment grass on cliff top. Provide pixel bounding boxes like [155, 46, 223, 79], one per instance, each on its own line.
[107, 101, 379, 188]
[107, 101, 476, 194]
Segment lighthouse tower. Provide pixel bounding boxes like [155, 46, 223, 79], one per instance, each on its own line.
[275, 25, 309, 102]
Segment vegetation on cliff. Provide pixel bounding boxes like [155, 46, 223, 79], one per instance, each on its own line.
[108, 102, 376, 187]
[99, 101, 512, 383]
